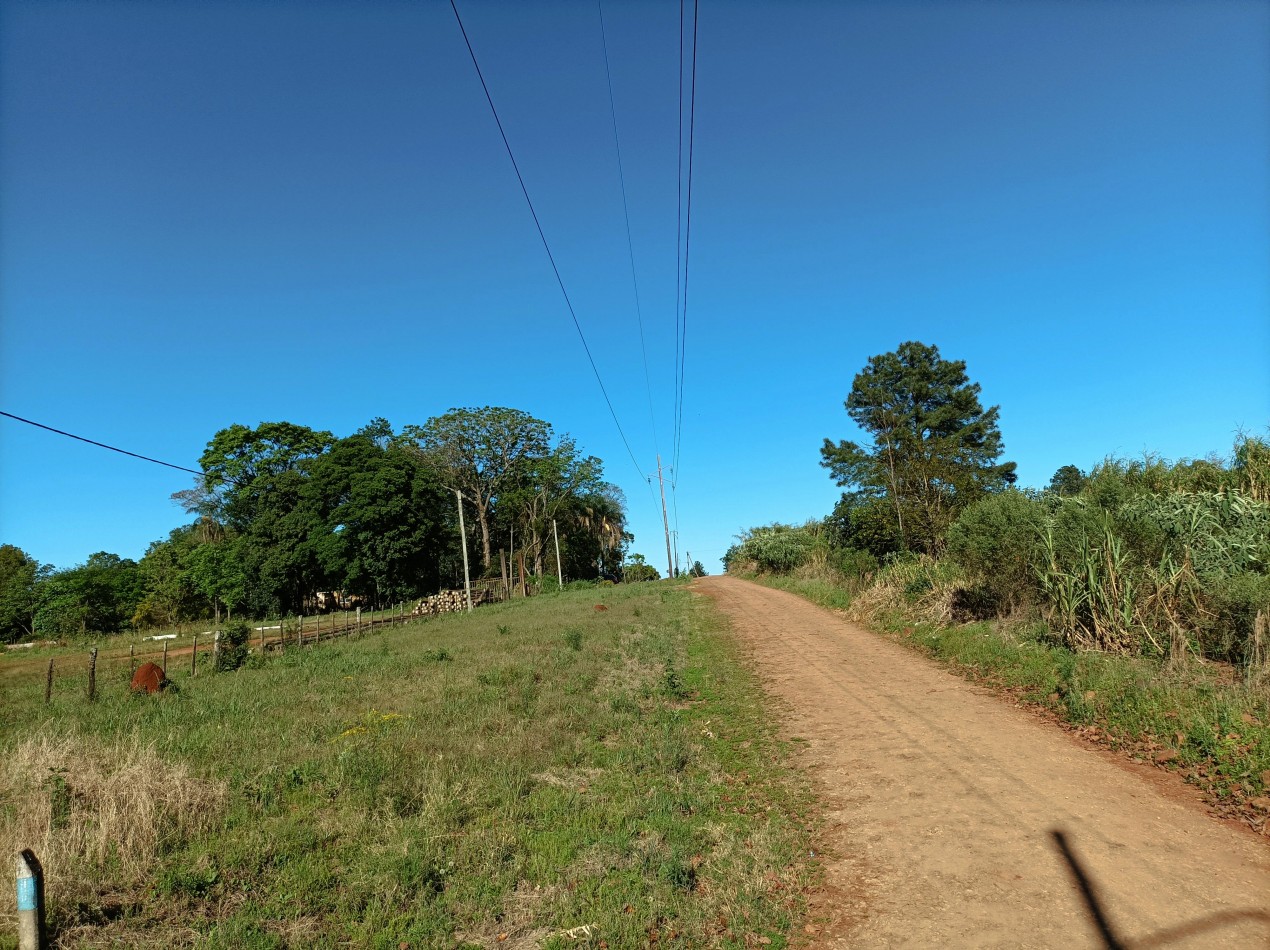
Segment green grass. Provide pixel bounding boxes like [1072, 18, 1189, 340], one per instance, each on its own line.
[0, 582, 812, 949]
[750, 572, 1270, 806]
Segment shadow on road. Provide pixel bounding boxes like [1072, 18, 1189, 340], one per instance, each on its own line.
[1051, 829, 1270, 948]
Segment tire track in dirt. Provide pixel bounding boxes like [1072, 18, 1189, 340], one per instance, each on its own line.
[698, 575, 1270, 949]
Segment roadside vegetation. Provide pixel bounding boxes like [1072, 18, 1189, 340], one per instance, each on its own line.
[0, 581, 812, 949]
[727, 340, 1270, 831]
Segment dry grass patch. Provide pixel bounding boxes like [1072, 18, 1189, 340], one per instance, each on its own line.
[0, 731, 226, 935]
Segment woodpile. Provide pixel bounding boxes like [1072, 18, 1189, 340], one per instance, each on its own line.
[412, 588, 496, 617]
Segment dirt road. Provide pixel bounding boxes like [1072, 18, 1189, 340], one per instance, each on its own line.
[698, 576, 1270, 949]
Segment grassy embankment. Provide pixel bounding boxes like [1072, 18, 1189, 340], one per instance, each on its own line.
[0, 582, 812, 949]
[752, 566, 1270, 827]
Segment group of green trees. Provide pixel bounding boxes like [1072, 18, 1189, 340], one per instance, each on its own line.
[726, 341, 1270, 663]
[0, 408, 632, 641]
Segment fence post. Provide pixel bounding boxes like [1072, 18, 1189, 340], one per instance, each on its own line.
[191, 633, 199, 676]
[212, 630, 221, 669]
[356, 606, 362, 636]
[16, 848, 46, 950]
[87, 648, 98, 702]
[129, 643, 136, 675]
[299, 615, 305, 646]
[259, 624, 265, 654]
[162, 641, 168, 676]
[44, 659, 53, 705]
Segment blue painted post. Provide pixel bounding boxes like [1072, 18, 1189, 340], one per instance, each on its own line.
[16, 848, 45, 949]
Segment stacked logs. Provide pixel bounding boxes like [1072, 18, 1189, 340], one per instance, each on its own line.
[412, 588, 496, 617]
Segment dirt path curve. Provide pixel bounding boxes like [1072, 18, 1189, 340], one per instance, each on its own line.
[697, 575, 1270, 949]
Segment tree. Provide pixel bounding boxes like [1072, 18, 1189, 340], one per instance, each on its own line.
[133, 527, 204, 628]
[194, 422, 336, 614]
[1047, 465, 1087, 497]
[688, 560, 707, 578]
[186, 535, 248, 621]
[820, 341, 1016, 554]
[35, 552, 143, 636]
[563, 487, 628, 578]
[501, 437, 607, 577]
[402, 408, 552, 571]
[0, 544, 42, 642]
[623, 553, 660, 582]
[302, 432, 454, 604]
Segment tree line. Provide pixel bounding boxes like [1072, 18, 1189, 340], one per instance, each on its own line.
[0, 408, 631, 641]
[726, 341, 1270, 663]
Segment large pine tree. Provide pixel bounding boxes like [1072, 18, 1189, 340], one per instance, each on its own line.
[821, 341, 1016, 554]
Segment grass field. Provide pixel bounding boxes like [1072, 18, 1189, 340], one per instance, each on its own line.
[0, 582, 813, 949]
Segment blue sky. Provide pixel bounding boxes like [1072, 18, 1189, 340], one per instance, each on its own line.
[1, 0, 1267, 574]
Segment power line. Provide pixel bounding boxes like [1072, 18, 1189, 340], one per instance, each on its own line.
[673, 0, 700, 485]
[0, 411, 202, 476]
[597, 0, 660, 462]
[673, 0, 685, 470]
[448, 0, 645, 481]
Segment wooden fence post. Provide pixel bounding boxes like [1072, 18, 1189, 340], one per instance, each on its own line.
[129, 644, 136, 675]
[162, 641, 168, 676]
[87, 648, 98, 702]
[16, 848, 46, 950]
[299, 615, 304, 647]
[259, 624, 265, 654]
[44, 659, 53, 705]
[212, 630, 221, 669]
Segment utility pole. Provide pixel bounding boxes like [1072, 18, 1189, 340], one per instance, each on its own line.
[656, 455, 673, 579]
[455, 490, 473, 612]
[672, 531, 680, 579]
[552, 518, 564, 589]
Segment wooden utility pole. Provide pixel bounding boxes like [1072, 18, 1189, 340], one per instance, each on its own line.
[456, 490, 473, 612]
[552, 519, 564, 588]
[656, 455, 674, 579]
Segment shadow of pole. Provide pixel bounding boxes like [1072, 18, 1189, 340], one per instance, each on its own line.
[1051, 829, 1270, 949]
[1051, 830, 1126, 950]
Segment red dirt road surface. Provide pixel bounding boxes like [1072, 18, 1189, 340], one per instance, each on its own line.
[698, 576, 1270, 949]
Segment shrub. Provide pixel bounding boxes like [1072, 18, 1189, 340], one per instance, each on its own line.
[1205, 573, 1270, 664]
[946, 489, 1047, 615]
[828, 547, 878, 578]
[215, 619, 250, 672]
[731, 523, 828, 575]
[825, 494, 903, 560]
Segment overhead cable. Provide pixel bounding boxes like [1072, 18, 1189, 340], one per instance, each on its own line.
[0, 410, 202, 476]
[448, 0, 645, 481]
[597, 0, 660, 461]
[673, 0, 700, 485]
